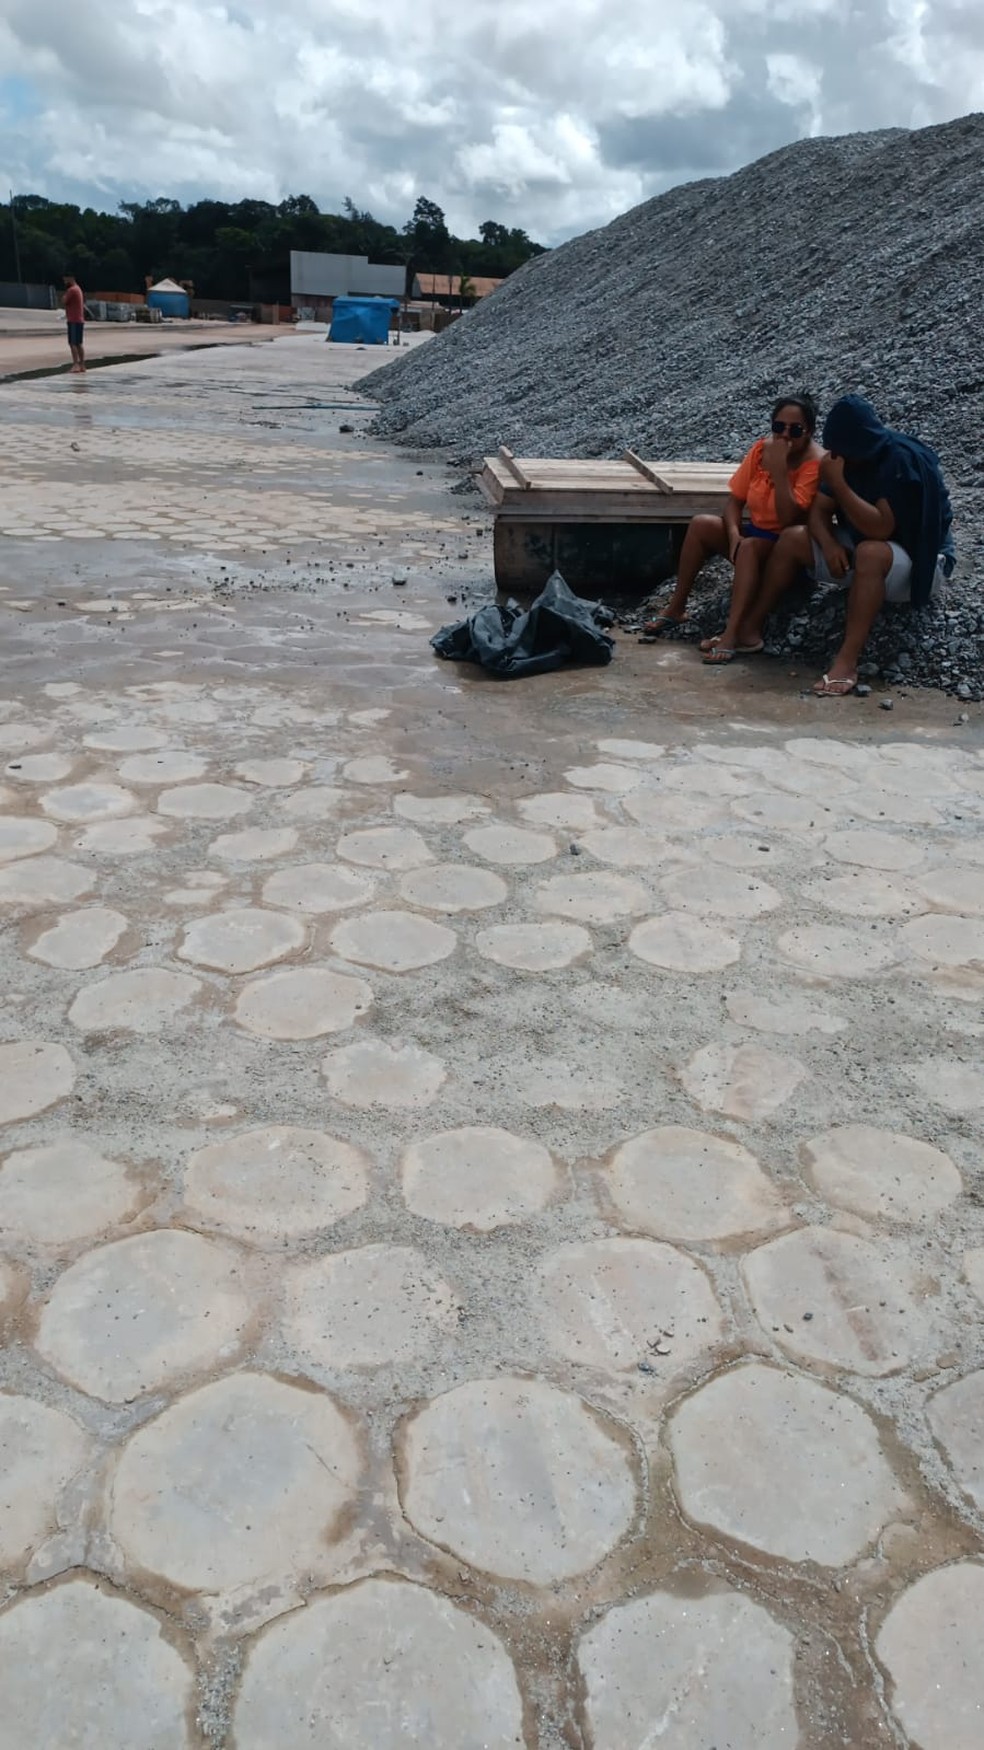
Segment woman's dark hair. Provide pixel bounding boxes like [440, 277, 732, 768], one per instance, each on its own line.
[772, 392, 818, 432]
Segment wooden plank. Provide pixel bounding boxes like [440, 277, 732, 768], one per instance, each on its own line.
[623, 449, 673, 492]
[496, 445, 532, 488]
[491, 489, 730, 524]
[478, 454, 734, 518]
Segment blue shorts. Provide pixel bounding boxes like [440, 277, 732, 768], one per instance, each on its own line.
[742, 522, 779, 543]
[67, 323, 84, 347]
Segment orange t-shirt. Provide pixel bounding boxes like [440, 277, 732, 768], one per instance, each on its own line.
[728, 438, 821, 532]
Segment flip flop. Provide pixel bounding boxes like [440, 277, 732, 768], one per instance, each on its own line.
[641, 613, 685, 637]
[812, 673, 858, 697]
[702, 646, 739, 665]
[699, 635, 765, 655]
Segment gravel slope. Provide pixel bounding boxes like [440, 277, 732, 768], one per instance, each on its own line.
[360, 114, 984, 697]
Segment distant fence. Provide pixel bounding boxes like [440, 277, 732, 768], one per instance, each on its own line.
[89, 290, 145, 306]
[0, 281, 56, 310]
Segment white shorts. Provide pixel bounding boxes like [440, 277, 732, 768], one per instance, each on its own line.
[810, 530, 946, 605]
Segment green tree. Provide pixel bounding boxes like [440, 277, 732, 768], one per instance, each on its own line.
[402, 196, 451, 273]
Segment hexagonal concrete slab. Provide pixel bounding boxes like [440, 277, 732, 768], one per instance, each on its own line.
[578, 826, 675, 868]
[329, 910, 457, 973]
[537, 1237, 723, 1373]
[400, 1377, 637, 1583]
[0, 1140, 145, 1246]
[0, 1040, 76, 1125]
[35, 1229, 250, 1402]
[183, 1125, 369, 1243]
[822, 828, 926, 872]
[156, 782, 251, 819]
[234, 967, 372, 1039]
[742, 1226, 924, 1376]
[110, 1372, 362, 1592]
[777, 923, 897, 977]
[517, 791, 601, 830]
[678, 1041, 807, 1120]
[41, 783, 137, 823]
[532, 871, 649, 923]
[628, 913, 741, 973]
[321, 1038, 446, 1107]
[0, 855, 95, 908]
[608, 1127, 786, 1243]
[802, 1124, 962, 1223]
[901, 913, 984, 971]
[177, 906, 306, 973]
[0, 1579, 194, 1747]
[397, 863, 507, 913]
[336, 826, 433, 870]
[27, 907, 129, 970]
[804, 868, 920, 919]
[660, 865, 781, 919]
[928, 1371, 984, 1511]
[669, 1362, 902, 1564]
[233, 1577, 523, 1749]
[212, 827, 299, 862]
[261, 863, 374, 913]
[119, 751, 208, 784]
[725, 989, 845, 1035]
[462, 823, 557, 866]
[877, 1563, 984, 1750]
[579, 1587, 798, 1749]
[0, 817, 58, 862]
[907, 1057, 984, 1112]
[565, 762, 642, 793]
[401, 1126, 558, 1231]
[913, 864, 984, 915]
[0, 1395, 90, 1570]
[68, 968, 202, 1033]
[475, 921, 592, 971]
[395, 792, 489, 825]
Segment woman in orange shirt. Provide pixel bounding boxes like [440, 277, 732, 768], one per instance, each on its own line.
[643, 395, 823, 661]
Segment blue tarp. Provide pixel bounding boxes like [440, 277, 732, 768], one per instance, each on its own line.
[328, 297, 399, 344]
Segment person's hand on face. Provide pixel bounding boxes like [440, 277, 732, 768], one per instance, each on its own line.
[821, 452, 846, 488]
[762, 435, 790, 476]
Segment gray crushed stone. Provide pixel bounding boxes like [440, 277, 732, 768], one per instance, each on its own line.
[359, 114, 984, 698]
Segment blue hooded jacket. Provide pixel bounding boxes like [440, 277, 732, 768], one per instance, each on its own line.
[821, 395, 955, 608]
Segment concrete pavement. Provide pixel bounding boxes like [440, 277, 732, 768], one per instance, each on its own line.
[0, 335, 982, 1747]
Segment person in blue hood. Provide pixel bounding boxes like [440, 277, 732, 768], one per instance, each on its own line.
[729, 394, 955, 695]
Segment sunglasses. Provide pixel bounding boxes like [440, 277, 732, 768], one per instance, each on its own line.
[772, 419, 806, 438]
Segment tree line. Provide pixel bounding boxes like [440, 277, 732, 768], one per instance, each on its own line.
[0, 192, 545, 301]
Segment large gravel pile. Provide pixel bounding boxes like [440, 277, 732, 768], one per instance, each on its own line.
[360, 113, 984, 697]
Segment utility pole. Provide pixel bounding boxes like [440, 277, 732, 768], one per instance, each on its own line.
[9, 190, 22, 283]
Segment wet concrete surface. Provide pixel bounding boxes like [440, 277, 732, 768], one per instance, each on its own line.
[0, 319, 287, 381]
[0, 335, 982, 1748]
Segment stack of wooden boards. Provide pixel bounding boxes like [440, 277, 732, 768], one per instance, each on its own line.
[478, 447, 733, 594]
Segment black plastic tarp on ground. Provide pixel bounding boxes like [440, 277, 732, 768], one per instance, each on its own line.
[431, 573, 615, 678]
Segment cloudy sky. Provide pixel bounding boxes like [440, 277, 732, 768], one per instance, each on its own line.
[0, 0, 981, 241]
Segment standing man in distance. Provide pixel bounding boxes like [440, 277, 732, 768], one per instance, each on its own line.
[63, 275, 85, 373]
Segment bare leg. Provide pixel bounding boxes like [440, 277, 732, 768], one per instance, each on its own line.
[701, 538, 774, 659]
[659, 514, 729, 621]
[739, 525, 813, 643]
[821, 542, 891, 685]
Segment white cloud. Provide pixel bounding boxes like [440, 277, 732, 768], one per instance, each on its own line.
[0, 0, 981, 241]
